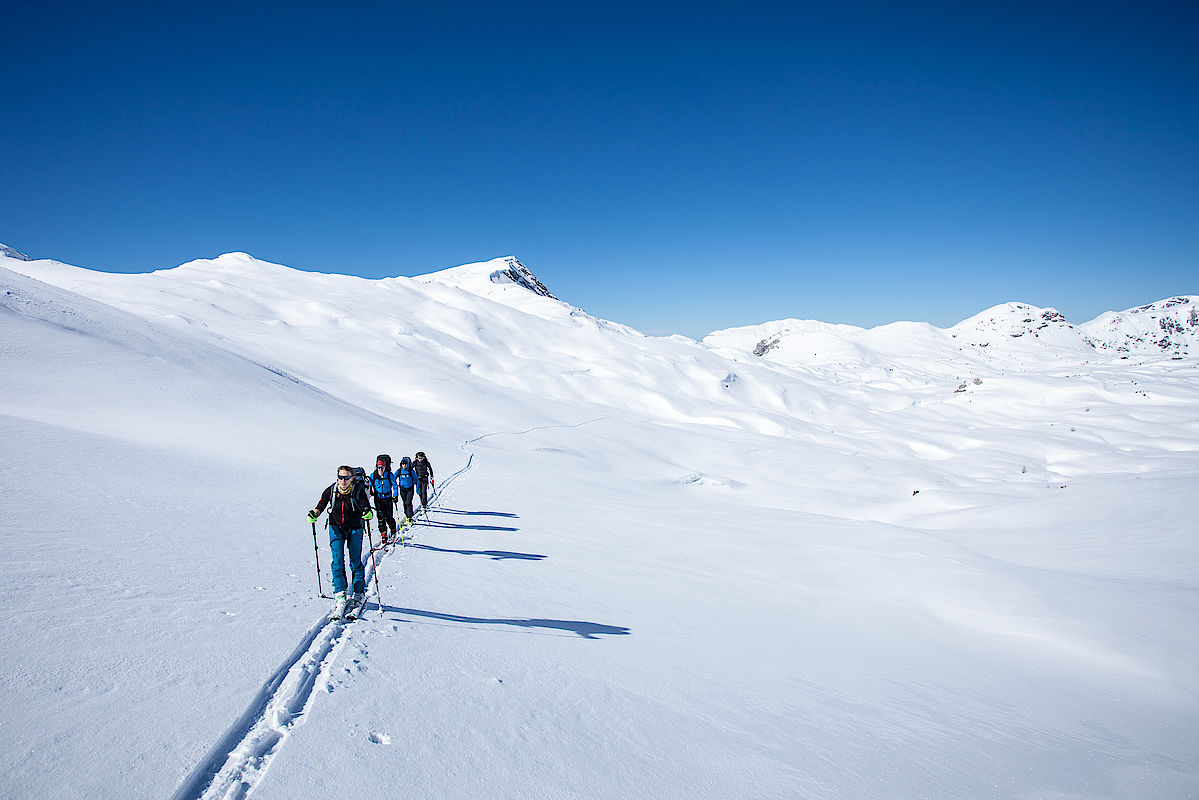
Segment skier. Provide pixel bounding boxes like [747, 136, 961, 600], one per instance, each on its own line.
[413, 451, 434, 512]
[370, 454, 398, 545]
[395, 455, 417, 524]
[307, 465, 373, 618]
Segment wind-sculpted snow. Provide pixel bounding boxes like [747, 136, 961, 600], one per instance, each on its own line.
[2, 250, 1198, 799]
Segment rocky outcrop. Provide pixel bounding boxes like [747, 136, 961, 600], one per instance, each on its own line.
[490, 257, 557, 299]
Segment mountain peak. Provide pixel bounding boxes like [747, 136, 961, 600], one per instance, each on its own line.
[949, 302, 1083, 349]
[1081, 295, 1199, 358]
[420, 256, 558, 301]
[490, 256, 557, 299]
[1, 243, 33, 261]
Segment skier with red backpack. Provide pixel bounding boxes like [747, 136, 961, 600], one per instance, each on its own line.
[369, 454, 398, 545]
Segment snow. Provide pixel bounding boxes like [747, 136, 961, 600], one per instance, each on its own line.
[1, 250, 1197, 800]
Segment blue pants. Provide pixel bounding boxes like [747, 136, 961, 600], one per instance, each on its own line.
[328, 524, 366, 595]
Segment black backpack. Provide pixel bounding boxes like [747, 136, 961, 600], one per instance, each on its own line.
[328, 468, 370, 517]
[352, 466, 369, 489]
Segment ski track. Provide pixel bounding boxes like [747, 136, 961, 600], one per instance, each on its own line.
[170, 466, 466, 800]
[171, 421, 596, 800]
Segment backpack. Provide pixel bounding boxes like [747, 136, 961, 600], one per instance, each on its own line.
[370, 463, 397, 497]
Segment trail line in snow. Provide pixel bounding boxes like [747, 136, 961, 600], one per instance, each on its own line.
[168, 615, 345, 800]
[462, 417, 607, 449]
[169, 475, 459, 800]
[170, 422, 597, 799]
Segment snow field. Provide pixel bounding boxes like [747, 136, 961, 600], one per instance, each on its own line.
[1, 253, 1197, 799]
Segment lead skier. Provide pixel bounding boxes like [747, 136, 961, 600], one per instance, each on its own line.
[307, 465, 372, 618]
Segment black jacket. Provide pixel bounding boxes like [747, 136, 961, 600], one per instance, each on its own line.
[413, 457, 434, 484]
[314, 482, 370, 529]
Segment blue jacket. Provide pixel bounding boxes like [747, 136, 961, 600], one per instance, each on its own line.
[370, 468, 396, 498]
[395, 460, 416, 490]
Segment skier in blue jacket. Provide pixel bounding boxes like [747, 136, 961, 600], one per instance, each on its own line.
[369, 454, 398, 545]
[394, 456, 417, 523]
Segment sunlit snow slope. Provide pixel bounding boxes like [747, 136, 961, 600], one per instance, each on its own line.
[2, 250, 1197, 800]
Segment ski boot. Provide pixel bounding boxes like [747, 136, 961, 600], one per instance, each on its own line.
[330, 591, 349, 620]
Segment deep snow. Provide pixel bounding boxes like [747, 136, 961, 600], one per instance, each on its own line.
[1, 251, 1196, 800]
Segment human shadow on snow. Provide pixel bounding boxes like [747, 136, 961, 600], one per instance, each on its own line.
[381, 606, 630, 640]
[419, 520, 520, 532]
[409, 543, 546, 561]
[431, 508, 519, 519]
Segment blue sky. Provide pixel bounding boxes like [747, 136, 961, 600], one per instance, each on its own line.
[3, 1, 1196, 337]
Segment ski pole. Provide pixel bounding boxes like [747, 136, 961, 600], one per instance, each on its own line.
[311, 521, 328, 598]
[364, 524, 383, 616]
[421, 478, 434, 522]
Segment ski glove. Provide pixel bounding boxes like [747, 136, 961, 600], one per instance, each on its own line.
[307, 511, 319, 523]
[363, 509, 374, 521]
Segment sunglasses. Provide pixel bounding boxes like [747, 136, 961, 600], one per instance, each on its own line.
[337, 475, 353, 481]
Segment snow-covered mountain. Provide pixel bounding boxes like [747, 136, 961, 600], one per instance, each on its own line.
[945, 298, 1199, 359]
[706, 296, 1199, 378]
[2, 247, 1197, 800]
[1083, 296, 1199, 357]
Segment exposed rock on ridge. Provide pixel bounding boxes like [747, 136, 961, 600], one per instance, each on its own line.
[1, 243, 32, 261]
[490, 256, 557, 299]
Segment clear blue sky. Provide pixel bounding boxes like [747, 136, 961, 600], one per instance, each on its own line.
[3, 1, 1196, 337]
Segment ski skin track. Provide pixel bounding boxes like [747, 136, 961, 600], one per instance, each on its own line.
[168, 463, 464, 800]
[170, 422, 590, 800]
